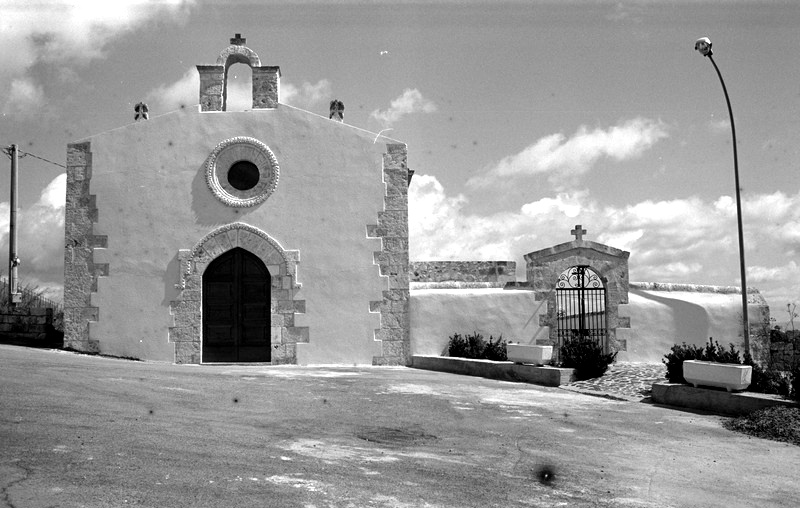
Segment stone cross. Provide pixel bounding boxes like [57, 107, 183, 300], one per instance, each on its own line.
[571, 225, 586, 241]
[230, 33, 246, 46]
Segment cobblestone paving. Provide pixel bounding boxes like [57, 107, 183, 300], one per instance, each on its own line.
[560, 362, 666, 402]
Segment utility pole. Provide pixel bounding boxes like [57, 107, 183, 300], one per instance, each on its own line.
[5, 144, 21, 307]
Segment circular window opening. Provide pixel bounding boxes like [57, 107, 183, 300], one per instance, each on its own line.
[227, 161, 260, 190]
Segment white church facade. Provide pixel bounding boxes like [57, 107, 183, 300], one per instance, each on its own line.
[63, 36, 411, 365]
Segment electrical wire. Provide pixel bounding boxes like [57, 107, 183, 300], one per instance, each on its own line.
[3, 147, 66, 168]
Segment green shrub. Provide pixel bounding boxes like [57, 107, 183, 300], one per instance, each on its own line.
[559, 335, 617, 381]
[703, 338, 742, 364]
[483, 335, 508, 362]
[447, 333, 469, 358]
[663, 342, 705, 383]
[447, 332, 507, 361]
[665, 339, 797, 398]
[743, 352, 793, 397]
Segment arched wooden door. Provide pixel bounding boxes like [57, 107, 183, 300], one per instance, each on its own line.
[203, 247, 271, 362]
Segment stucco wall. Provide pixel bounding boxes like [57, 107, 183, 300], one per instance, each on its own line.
[410, 284, 770, 365]
[69, 106, 402, 364]
[410, 289, 542, 356]
[617, 284, 770, 364]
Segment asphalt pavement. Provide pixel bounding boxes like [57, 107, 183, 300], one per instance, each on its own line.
[1, 344, 798, 508]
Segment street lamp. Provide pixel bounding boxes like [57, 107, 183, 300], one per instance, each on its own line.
[694, 37, 750, 356]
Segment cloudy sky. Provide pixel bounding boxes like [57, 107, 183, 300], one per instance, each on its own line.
[0, 0, 798, 323]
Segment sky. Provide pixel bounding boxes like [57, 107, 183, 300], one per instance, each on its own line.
[0, 0, 799, 326]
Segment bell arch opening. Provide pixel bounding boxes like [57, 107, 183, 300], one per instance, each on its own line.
[223, 62, 253, 111]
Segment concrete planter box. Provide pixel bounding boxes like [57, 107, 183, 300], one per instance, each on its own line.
[652, 382, 797, 416]
[683, 360, 752, 392]
[411, 355, 575, 387]
[506, 344, 552, 366]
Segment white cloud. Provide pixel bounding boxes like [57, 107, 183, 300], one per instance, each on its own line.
[281, 79, 332, 110]
[1, 77, 45, 118]
[145, 68, 199, 113]
[467, 118, 669, 189]
[1, 0, 195, 117]
[410, 174, 800, 310]
[0, 174, 66, 297]
[370, 89, 437, 126]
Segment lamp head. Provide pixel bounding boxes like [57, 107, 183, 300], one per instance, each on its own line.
[695, 37, 713, 57]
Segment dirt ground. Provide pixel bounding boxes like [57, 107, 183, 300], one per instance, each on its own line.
[1, 344, 799, 507]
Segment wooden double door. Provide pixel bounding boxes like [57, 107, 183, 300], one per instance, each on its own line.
[203, 248, 271, 362]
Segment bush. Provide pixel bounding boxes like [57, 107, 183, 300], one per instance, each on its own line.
[559, 335, 617, 381]
[743, 353, 792, 397]
[663, 342, 705, 383]
[447, 332, 507, 361]
[482, 335, 508, 361]
[703, 338, 742, 364]
[664, 339, 797, 399]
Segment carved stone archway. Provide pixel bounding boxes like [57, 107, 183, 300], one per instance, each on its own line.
[524, 226, 630, 359]
[169, 222, 306, 364]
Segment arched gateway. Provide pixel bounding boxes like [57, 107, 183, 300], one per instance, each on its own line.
[524, 225, 630, 359]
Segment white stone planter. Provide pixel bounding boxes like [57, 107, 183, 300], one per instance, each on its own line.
[683, 360, 752, 392]
[507, 344, 552, 366]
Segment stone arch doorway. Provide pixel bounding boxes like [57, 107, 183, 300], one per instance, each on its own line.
[555, 265, 607, 350]
[203, 247, 271, 363]
[170, 222, 306, 365]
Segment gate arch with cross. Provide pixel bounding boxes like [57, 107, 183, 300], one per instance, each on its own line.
[523, 225, 631, 358]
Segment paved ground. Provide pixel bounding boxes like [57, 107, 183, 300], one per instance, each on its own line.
[561, 363, 667, 402]
[2, 345, 799, 508]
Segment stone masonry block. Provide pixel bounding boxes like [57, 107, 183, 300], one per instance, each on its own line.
[381, 237, 408, 252]
[169, 326, 199, 343]
[174, 341, 201, 364]
[382, 340, 407, 358]
[375, 328, 407, 343]
[383, 193, 408, 211]
[382, 289, 409, 302]
[285, 327, 310, 344]
[372, 355, 404, 366]
[272, 344, 297, 365]
[381, 312, 409, 329]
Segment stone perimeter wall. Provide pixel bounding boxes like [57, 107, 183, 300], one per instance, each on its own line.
[0, 308, 61, 347]
[769, 330, 800, 371]
[410, 261, 516, 284]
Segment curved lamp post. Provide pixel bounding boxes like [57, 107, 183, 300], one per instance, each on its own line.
[694, 37, 750, 356]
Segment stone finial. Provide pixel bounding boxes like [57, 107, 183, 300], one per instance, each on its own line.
[329, 99, 344, 121]
[571, 225, 586, 241]
[230, 33, 246, 46]
[134, 102, 149, 121]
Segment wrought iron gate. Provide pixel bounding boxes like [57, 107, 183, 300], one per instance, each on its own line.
[555, 266, 607, 347]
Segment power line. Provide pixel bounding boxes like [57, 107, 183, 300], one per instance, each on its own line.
[4, 146, 66, 168]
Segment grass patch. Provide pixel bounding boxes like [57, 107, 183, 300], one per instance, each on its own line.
[723, 406, 800, 447]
